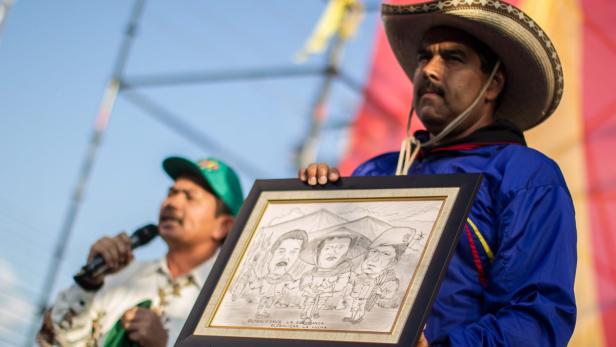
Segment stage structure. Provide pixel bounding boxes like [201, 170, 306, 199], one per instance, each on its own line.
[25, 1, 616, 346]
[26, 0, 382, 345]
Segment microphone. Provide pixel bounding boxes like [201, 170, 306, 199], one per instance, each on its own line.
[73, 224, 159, 289]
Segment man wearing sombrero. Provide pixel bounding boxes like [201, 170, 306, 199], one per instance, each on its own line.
[300, 1, 576, 346]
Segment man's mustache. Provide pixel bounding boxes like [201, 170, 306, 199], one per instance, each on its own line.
[416, 80, 445, 98]
[159, 207, 182, 224]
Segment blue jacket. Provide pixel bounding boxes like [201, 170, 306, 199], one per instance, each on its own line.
[353, 122, 577, 346]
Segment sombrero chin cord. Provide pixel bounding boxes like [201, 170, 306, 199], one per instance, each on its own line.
[396, 60, 502, 176]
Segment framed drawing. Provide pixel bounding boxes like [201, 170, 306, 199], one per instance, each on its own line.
[177, 174, 482, 347]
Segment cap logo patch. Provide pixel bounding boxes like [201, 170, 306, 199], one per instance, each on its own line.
[199, 160, 219, 171]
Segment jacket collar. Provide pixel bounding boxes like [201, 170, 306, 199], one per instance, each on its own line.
[416, 119, 526, 157]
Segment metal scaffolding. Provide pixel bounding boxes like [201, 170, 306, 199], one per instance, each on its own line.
[25, 1, 384, 345]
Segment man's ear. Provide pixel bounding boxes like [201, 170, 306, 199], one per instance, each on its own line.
[212, 215, 234, 242]
[485, 67, 506, 103]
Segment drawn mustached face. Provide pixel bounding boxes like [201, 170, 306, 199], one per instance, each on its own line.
[317, 237, 351, 269]
[362, 245, 397, 275]
[268, 238, 304, 276]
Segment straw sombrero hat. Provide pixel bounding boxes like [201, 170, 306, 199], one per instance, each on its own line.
[300, 227, 370, 265]
[369, 227, 415, 249]
[382, 0, 563, 131]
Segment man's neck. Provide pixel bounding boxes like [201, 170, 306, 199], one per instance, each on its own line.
[432, 111, 495, 143]
[166, 240, 219, 279]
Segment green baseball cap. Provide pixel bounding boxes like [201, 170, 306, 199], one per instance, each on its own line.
[162, 156, 244, 216]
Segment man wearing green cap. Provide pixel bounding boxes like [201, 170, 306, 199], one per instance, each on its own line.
[43, 156, 243, 347]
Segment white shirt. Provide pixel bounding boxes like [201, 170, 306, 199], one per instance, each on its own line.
[51, 254, 217, 347]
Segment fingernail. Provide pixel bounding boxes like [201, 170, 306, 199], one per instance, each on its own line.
[318, 176, 327, 185]
[308, 177, 317, 185]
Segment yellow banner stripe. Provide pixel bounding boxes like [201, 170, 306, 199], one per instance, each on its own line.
[522, 0, 606, 345]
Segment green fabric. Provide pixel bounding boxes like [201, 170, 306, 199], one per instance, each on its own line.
[103, 300, 152, 347]
[162, 156, 244, 216]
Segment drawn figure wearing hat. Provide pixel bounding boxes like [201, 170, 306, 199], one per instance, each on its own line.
[298, 227, 370, 324]
[250, 229, 308, 319]
[300, 1, 577, 345]
[342, 227, 413, 324]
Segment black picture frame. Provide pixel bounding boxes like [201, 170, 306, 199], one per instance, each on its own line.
[176, 173, 482, 347]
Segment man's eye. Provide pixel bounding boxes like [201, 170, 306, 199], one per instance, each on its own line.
[445, 54, 463, 62]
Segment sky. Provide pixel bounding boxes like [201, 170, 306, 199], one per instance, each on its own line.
[0, 1, 380, 345]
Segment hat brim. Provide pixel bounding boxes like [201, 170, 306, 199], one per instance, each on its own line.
[382, 2, 563, 131]
[162, 156, 244, 216]
[300, 229, 371, 265]
[163, 157, 202, 181]
[162, 157, 218, 198]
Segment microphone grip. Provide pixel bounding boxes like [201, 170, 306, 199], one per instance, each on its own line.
[81, 256, 106, 275]
[73, 224, 158, 290]
[73, 258, 107, 291]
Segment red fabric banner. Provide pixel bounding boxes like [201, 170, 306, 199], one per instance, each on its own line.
[582, 0, 616, 344]
[339, 0, 616, 345]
